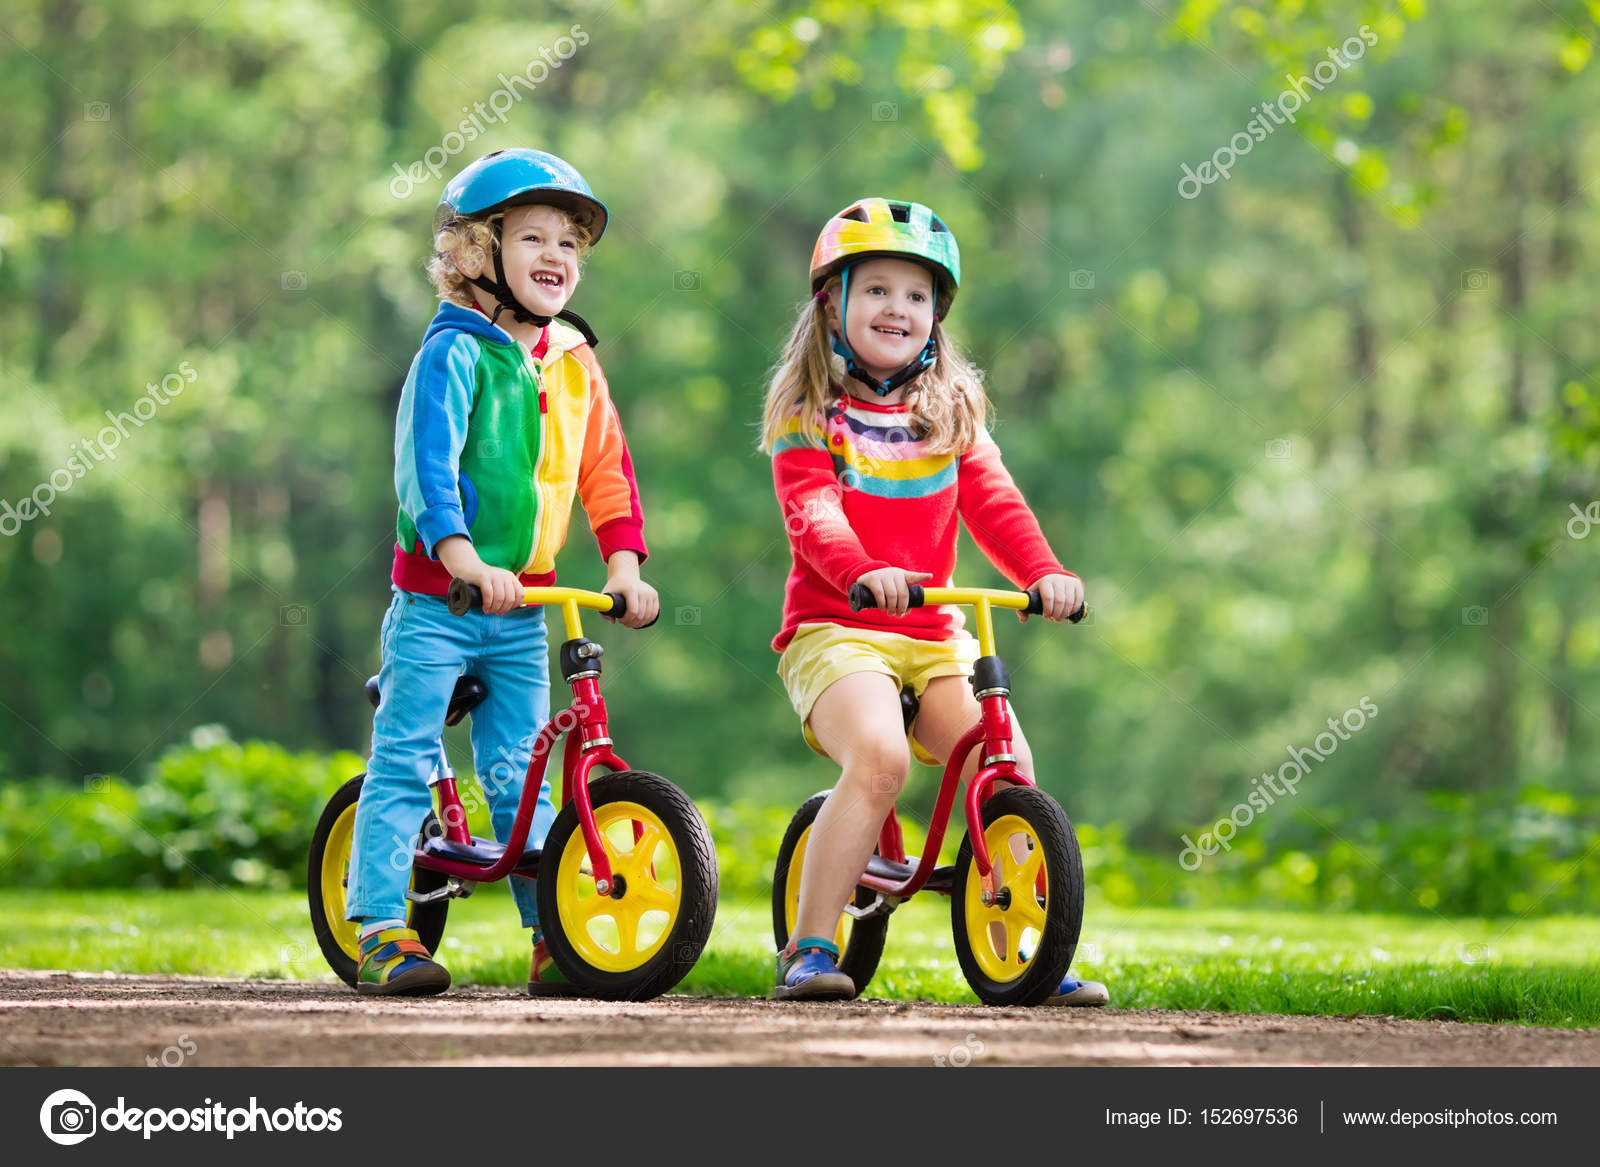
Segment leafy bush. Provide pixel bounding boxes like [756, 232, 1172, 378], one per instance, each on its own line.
[4, 734, 1598, 918]
[0, 730, 364, 890]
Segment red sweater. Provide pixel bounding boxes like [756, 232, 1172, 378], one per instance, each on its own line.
[770, 391, 1071, 650]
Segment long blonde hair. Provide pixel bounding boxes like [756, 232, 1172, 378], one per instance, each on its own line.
[758, 275, 991, 454]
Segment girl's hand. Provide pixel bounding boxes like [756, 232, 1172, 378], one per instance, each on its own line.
[1020, 573, 1083, 623]
[438, 535, 525, 614]
[853, 567, 934, 617]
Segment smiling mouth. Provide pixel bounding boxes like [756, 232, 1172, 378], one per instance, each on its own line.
[872, 325, 909, 338]
[531, 271, 565, 290]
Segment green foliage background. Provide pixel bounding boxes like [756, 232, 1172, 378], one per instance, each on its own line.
[3, 0, 1599, 914]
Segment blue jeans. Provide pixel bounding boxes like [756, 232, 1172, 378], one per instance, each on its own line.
[346, 587, 556, 928]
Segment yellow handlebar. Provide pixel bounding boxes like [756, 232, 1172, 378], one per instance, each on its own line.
[447, 579, 646, 641]
[846, 582, 1085, 657]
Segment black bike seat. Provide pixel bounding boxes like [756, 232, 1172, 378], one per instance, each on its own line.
[900, 684, 920, 733]
[365, 674, 489, 727]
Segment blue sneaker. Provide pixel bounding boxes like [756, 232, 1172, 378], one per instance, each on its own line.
[773, 936, 856, 1001]
[1045, 974, 1109, 1006]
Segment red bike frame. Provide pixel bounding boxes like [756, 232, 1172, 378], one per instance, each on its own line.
[855, 686, 1031, 901]
[410, 585, 643, 891]
[846, 583, 1083, 903]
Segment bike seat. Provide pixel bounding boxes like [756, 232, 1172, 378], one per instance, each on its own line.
[420, 833, 541, 874]
[365, 674, 489, 727]
[900, 684, 919, 733]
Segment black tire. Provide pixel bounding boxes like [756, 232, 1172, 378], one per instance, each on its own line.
[950, 786, 1082, 1007]
[536, 771, 717, 1001]
[771, 791, 891, 996]
[306, 773, 449, 987]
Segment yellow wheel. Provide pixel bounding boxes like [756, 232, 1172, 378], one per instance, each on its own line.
[536, 771, 717, 1000]
[951, 786, 1082, 1006]
[771, 792, 889, 996]
[307, 775, 448, 986]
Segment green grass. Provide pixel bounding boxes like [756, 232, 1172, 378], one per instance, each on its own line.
[2, 889, 1597, 1027]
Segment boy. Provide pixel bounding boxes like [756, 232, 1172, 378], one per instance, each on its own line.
[345, 149, 658, 995]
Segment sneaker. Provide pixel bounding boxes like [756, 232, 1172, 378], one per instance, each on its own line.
[355, 926, 451, 996]
[772, 936, 856, 1001]
[527, 934, 579, 998]
[1044, 974, 1109, 1007]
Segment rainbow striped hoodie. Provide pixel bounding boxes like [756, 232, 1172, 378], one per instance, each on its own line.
[390, 301, 646, 594]
[770, 391, 1069, 650]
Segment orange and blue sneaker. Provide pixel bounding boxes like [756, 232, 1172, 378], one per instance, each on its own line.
[1046, 974, 1109, 1006]
[773, 936, 856, 1001]
[527, 933, 579, 997]
[355, 926, 451, 996]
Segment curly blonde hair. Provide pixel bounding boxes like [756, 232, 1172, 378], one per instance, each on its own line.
[426, 206, 593, 306]
[758, 274, 991, 455]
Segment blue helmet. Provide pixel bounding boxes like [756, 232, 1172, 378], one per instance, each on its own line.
[438, 149, 606, 329]
[441, 148, 608, 244]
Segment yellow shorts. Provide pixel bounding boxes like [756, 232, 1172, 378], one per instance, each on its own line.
[777, 621, 980, 765]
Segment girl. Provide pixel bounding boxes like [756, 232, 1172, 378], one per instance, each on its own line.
[759, 198, 1107, 1005]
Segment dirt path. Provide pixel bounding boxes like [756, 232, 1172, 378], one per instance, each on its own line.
[3, 970, 1596, 1067]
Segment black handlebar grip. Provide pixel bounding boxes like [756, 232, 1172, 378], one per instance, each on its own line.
[848, 583, 927, 611]
[602, 592, 660, 628]
[447, 578, 481, 616]
[1027, 590, 1089, 623]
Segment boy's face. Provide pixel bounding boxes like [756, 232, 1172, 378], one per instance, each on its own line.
[462, 203, 582, 319]
[828, 257, 936, 380]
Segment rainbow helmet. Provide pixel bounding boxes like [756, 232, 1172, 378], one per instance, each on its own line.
[809, 198, 960, 316]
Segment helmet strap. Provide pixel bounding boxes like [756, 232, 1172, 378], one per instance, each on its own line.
[466, 223, 553, 328]
[831, 263, 937, 398]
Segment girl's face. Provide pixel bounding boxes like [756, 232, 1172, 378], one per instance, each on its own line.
[831, 257, 936, 381]
[471, 203, 582, 318]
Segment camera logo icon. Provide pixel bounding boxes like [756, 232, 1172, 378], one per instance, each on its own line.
[673, 270, 701, 291]
[40, 1089, 97, 1145]
[1068, 269, 1095, 290]
[872, 101, 899, 121]
[1462, 605, 1489, 626]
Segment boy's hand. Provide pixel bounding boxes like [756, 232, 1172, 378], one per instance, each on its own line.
[437, 535, 525, 614]
[602, 551, 659, 628]
[1020, 572, 1083, 623]
[853, 567, 934, 618]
